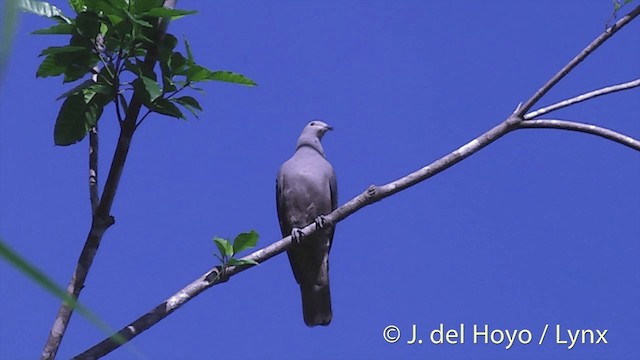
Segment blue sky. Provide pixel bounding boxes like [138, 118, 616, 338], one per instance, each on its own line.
[1, 1, 639, 359]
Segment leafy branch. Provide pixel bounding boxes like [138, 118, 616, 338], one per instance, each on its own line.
[30, 0, 255, 145]
[211, 231, 260, 281]
[21, 1, 257, 359]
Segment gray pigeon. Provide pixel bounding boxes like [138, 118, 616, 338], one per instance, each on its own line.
[276, 120, 337, 327]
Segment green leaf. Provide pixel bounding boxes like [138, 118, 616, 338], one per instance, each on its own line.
[213, 237, 234, 258]
[149, 97, 185, 119]
[170, 52, 187, 75]
[125, 9, 153, 28]
[173, 96, 201, 118]
[39, 45, 86, 56]
[75, 11, 102, 38]
[68, 0, 85, 13]
[124, 59, 141, 76]
[161, 75, 176, 92]
[64, 57, 99, 83]
[32, 23, 75, 35]
[133, 31, 156, 48]
[19, 0, 72, 23]
[162, 33, 178, 50]
[130, 0, 162, 15]
[56, 79, 96, 100]
[36, 45, 99, 82]
[227, 258, 259, 267]
[36, 55, 66, 78]
[207, 71, 257, 86]
[83, 83, 114, 103]
[232, 230, 258, 254]
[184, 64, 210, 82]
[54, 93, 105, 145]
[105, 13, 124, 26]
[143, 8, 197, 18]
[140, 75, 162, 101]
[184, 37, 194, 65]
[189, 85, 205, 93]
[96, 64, 116, 87]
[132, 74, 161, 104]
[105, 14, 132, 49]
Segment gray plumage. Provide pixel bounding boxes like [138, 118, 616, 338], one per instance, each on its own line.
[276, 120, 337, 327]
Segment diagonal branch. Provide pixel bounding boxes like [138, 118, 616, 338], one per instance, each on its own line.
[41, 2, 177, 360]
[76, 4, 640, 359]
[517, 4, 640, 116]
[525, 78, 640, 120]
[517, 119, 640, 151]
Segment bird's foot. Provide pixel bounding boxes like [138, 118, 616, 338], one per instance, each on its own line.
[291, 228, 304, 244]
[315, 215, 329, 229]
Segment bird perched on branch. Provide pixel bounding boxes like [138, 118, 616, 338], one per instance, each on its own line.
[276, 120, 338, 326]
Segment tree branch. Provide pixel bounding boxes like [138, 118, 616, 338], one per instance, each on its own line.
[525, 78, 640, 120]
[517, 119, 640, 151]
[75, 4, 640, 359]
[517, 4, 640, 116]
[41, 2, 177, 359]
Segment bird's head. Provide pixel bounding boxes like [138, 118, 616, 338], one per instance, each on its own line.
[304, 120, 333, 140]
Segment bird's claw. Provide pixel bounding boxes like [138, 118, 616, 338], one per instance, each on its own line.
[291, 228, 304, 244]
[315, 215, 328, 229]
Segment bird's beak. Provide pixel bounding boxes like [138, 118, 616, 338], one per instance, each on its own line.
[325, 125, 333, 131]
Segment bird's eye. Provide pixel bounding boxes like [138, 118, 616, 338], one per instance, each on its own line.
[310, 121, 316, 126]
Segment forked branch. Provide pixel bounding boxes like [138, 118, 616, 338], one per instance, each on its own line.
[525, 78, 640, 119]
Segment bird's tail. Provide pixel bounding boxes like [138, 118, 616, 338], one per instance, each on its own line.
[300, 283, 332, 327]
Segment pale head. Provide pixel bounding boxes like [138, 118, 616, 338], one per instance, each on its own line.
[296, 120, 333, 155]
[302, 120, 333, 139]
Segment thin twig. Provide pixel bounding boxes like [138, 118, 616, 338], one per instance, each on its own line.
[517, 4, 640, 116]
[518, 119, 640, 151]
[135, 82, 190, 129]
[134, 109, 153, 130]
[525, 78, 640, 119]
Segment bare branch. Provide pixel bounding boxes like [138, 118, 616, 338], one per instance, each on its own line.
[41, 2, 177, 359]
[517, 4, 640, 116]
[518, 119, 640, 151]
[525, 79, 640, 119]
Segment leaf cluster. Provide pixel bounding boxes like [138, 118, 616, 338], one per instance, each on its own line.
[213, 231, 260, 268]
[29, 0, 256, 145]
